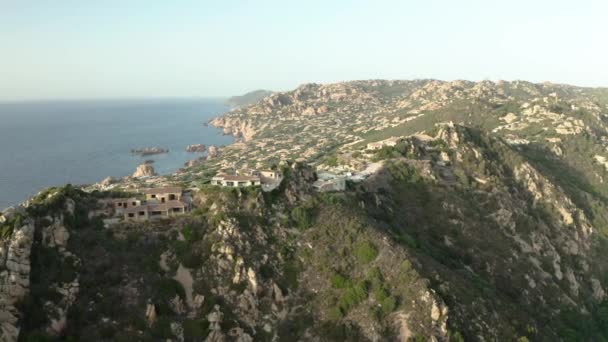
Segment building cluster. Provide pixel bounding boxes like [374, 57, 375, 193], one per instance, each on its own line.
[92, 186, 190, 222]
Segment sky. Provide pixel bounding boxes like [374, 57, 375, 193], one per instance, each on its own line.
[1, 0, 607, 101]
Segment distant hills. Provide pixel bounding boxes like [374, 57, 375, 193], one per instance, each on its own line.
[225, 89, 273, 108]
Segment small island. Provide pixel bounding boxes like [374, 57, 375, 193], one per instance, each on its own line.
[185, 144, 206, 153]
[130, 147, 168, 156]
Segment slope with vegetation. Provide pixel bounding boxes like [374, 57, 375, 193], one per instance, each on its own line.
[3, 80, 608, 341]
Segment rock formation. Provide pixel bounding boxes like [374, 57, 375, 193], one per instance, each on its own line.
[130, 147, 168, 156]
[132, 163, 157, 178]
[185, 144, 206, 153]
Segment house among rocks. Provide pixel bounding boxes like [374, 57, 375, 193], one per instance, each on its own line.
[366, 136, 403, 150]
[143, 187, 182, 203]
[211, 175, 262, 187]
[112, 198, 142, 214]
[260, 170, 282, 182]
[93, 186, 190, 222]
[124, 187, 189, 221]
[211, 168, 283, 189]
[124, 200, 187, 221]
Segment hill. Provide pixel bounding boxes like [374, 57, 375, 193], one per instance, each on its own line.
[225, 90, 273, 108]
[3, 80, 608, 341]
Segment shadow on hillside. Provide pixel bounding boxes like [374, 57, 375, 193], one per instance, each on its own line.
[518, 142, 608, 225]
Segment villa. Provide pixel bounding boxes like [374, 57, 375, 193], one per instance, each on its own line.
[143, 186, 182, 202]
[92, 186, 190, 222]
[211, 175, 262, 187]
[124, 200, 187, 221]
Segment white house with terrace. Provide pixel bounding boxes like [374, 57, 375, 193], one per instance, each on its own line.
[211, 168, 283, 190]
[211, 175, 262, 187]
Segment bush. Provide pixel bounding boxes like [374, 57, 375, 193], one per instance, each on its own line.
[354, 241, 378, 264]
[154, 278, 186, 302]
[152, 316, 173, 339]
[324, 156, 339, 167]
[172, 240, 204, 269]
[339, 281, 368, 313]
[291, 205, 314, 230]
[330, 273, 351, 289]
[181, 224, 202, 243]
[183, 319, 208, 340]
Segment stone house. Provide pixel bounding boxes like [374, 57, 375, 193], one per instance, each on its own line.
[89, 198, 141, 218]
[124, 200, 187, 221]
[143, 187, 182, 203]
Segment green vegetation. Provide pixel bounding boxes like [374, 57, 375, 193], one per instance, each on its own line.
[0, 213, 23, 239]
[290, 202, 316, 230]
[354, 241, 378, 264]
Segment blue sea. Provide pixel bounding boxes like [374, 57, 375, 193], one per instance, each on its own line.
[0, 98, 233, 208]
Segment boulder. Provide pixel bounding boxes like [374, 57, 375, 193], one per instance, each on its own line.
[132, 163, 157, 178]
[186, 144, 206, 153]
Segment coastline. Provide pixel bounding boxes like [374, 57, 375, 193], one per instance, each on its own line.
[0, 99, 233, 210]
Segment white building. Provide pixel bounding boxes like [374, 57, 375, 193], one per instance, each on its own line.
[211, 175, 261, 187]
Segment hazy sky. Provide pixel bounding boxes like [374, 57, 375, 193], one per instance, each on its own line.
[1, 0, 606, 101]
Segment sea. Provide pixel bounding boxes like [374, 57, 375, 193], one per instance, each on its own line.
[0, 98, 233, 209]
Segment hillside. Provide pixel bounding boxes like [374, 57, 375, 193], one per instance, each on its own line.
[225, 90, 274, 109]
[3, 80, 608, 341]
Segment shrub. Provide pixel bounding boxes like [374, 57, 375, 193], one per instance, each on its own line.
[181, 224, 201, 243]
[449, 331, 465, 342]
[327, 307, 344, 320]
[330, 273, 351, 289]
[291, 206, 314, 230]
[152, 316, 173, 339]
[324, 156, 339, 167]
[339, 281, 368, 313]
[183, 319, 207, 340]
[259, 264, 274, 280]
[354, 241, 378, 264]
[172, 240, 204, 269]
[154, 278, 186, 302]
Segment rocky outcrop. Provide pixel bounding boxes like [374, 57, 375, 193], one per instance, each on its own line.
[186, 144, 206, 153]
[207, 145, 219, 158]
[132, 163, 157, 178]
[0, 219, 34, 341]
[210, 117, 257, 141]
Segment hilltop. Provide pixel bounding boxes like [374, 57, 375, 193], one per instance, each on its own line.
[3, 79, 608, 341]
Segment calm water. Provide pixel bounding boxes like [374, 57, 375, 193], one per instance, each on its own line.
[0, 98, 233, 208]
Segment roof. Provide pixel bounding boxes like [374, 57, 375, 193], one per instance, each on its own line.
[215, 175, 260, 182]
[143, 187, 182, 195]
